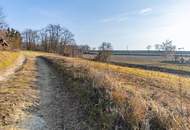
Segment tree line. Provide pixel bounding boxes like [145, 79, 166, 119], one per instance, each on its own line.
[0, 7, 112, 60]
[146, 40, 187, 63]
[22, 24, 92, 57]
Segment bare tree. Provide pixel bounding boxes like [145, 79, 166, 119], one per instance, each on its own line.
[161, 40, 176, 59]
[61, 28, 75, 55]
[41, 24, 75, 55]
[39, 29, 48, 51]
[22, 24, 82, 56]
[155, 40, 176, 60]
[21, 24, 81, 56]
[79, 45, 90, 54]
[95, 42, 113, 62]
[45, 24, 62, 52]
[155, 44, 162, 51]
[22, 29, 39, 50]
[161, 40, 176, 52]
[146, 45, 152, 51]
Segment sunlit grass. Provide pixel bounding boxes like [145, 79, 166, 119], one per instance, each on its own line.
[0, 51, 20, 71]
[0, 55, 38, 127]
[45, 55, 190, 129]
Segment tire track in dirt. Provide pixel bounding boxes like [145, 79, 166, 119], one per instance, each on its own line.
[36, 58, 87, 130]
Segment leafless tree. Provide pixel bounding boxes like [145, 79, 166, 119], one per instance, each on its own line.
[44, 24, 62, 52]
[146, 45, 152, 51]
[61, 28, 75, 55]
[155, 44, 162, 51]
[38, 29, 48, 51]
[79, 45, 90, 53]
[22, 29, 39, 50]
[161, 40, 176, 52]
[161, 40, 176, 59]
[21, 24, 81, 56]
[154, 40, 176, 60]
[95, 42, 113, 62]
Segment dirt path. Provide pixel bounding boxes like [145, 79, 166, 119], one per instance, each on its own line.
[1, 57, 88, 130]
[36, 58, 86, 130]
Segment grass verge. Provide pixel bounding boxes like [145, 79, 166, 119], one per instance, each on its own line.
[0, 51, 20, 71]
[0, 56, 39, 127]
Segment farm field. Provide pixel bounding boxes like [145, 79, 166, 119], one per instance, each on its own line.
[1, 1, 189, 129]
[84, 54, 190, 74]
[0, 51, 189, 129]
[44, 53, 190, 129]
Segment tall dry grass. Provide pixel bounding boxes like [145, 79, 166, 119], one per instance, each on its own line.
[0, 51, 20, 71]
[42, 55, 190, 130]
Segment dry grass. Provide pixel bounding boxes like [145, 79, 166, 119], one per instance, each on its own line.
[0, 51, 20, 71]
[0, 55, 39, 127]
[84, 54, 190, 73]
[44, 55, 190, 130]
[1, 51, 188, 129]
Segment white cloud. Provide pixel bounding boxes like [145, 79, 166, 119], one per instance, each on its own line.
[100, 12, 128, 23]
[139, 8, 152, 15]
[100, 8, 153, 23]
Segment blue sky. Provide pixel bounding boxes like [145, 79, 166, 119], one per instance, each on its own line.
[1, 0, 190, 50]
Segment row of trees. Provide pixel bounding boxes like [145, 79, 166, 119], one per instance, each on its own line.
[1, 7, 109, 59]
[146, 40, 176, 52]
[22, 24, 90, 57]
[146, 40, 186, 63]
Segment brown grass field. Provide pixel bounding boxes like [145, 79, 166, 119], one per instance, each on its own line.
[43, 54, 190, 130]
[1, 51, 190, 129]
[83, 54, 190, 74]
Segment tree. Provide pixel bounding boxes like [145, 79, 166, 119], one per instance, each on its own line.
[21, 24, 80, 56]
[79, 45, 90, 53]
[95, 42, 113, 62]
[44, 24, 62, 52]
[161, 40, 176, 52]
[146, 45, 152, 51]
[40, 24, 75, 55]
[22, 29, 39, 50]
[61, 28, 75, 55]
[155, 44, 162, 51]
[161, 40, 176, 58]
[6, 28, 22, 50]
[155, 40, 176, 60]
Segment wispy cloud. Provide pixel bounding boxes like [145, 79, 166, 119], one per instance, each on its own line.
[100, 12, 128, 23]
[100, 8, 153, 23]
[139, 8, 153, 15]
